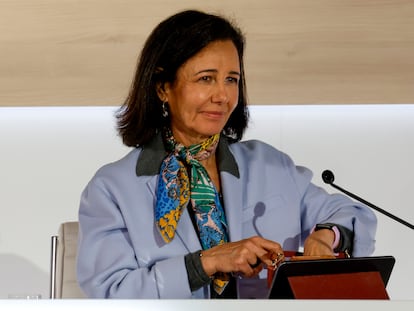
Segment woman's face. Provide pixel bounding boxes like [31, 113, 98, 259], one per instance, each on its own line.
[161, 40, 240, 146]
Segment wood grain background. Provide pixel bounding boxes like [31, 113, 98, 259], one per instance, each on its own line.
[1, 0, 413, 106]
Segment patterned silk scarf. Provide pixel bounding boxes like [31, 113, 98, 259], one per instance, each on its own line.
[155, 129, 229, 294]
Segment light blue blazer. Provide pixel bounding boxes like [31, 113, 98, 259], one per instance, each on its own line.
[77, 136, 377, 298]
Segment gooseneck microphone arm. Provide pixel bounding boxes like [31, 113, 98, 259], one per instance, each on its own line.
[322, 170, 414, 230]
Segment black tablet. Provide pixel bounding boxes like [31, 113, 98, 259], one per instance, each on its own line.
[267, 256, 395, 299]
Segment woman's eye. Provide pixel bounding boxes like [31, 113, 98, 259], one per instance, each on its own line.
[227, 77, 239, 84]
[199, 76, 212, 82]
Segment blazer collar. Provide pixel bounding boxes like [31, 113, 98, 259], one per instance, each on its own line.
[135, 132, 240, 178]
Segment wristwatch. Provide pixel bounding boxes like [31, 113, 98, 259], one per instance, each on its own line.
[315, 223, 337, 232]
[314, 223, 340, 251]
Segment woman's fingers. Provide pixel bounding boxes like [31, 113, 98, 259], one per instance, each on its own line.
[200, 236, 283, 277]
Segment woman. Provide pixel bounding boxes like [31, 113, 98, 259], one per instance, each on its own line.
[77, 10, 377, 299]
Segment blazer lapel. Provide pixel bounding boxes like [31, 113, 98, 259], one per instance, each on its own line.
[175, 208, 202, 252]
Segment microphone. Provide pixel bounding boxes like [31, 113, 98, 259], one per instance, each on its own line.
[322, 170, 414, 230]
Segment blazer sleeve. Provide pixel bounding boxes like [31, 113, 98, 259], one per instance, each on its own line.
[289, 164, 377, 257]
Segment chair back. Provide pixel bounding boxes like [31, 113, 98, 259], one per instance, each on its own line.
[50, 221, 86, 298]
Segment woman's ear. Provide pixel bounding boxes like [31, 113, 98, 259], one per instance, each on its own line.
[156, 82, 167, 102]
[155, 67, 168, 102]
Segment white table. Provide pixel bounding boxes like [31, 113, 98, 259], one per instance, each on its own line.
[1, 299, 413, 311]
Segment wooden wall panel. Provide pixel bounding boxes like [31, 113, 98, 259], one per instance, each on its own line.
[1, 0, 413, 106]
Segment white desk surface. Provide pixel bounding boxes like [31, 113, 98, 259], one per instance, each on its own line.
[1, 300, 413, 311]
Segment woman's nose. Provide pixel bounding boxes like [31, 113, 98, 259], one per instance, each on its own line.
[212, 83, 228, 103]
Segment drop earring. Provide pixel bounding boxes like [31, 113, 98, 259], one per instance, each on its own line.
[162, 101, 169, 117]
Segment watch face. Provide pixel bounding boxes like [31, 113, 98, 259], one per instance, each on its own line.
[316, 224, 335, 231]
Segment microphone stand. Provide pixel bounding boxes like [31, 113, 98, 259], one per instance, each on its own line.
[322, 170, 414, 230]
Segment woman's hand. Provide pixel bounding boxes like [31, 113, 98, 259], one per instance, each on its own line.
[303, 229, 335, 256]
[199, 236, 283, 278]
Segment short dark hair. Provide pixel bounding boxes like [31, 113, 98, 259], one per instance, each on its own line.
[117, 10, 249, 147]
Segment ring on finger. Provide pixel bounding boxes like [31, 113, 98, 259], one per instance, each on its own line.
[271, 253, 284, 267]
